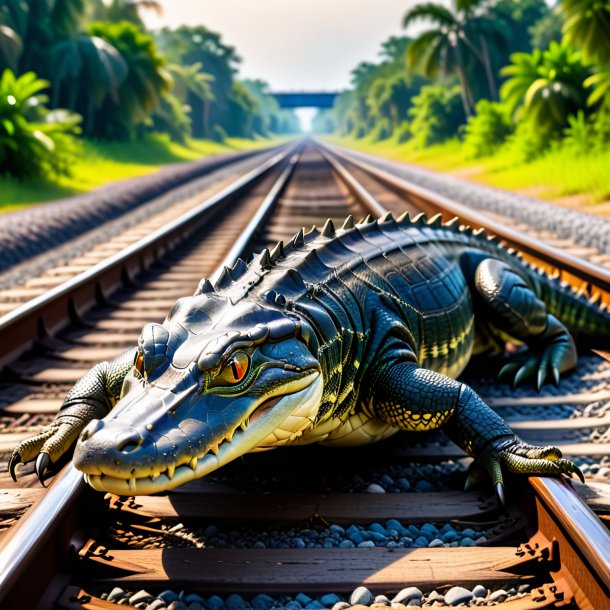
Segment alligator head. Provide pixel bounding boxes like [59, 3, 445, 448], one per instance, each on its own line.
[72, 288, 323, 495]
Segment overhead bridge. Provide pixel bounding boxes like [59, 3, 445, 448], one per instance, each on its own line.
[272, 91, 339, 109]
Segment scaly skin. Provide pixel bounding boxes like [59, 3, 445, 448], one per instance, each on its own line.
[11, 212, 608, 499]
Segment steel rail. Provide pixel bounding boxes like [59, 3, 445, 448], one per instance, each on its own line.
[0, 144, 296, 368]
[321, 142, 610, 294]
[0, 147, 303, 606]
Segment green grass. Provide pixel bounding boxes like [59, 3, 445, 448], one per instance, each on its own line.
[0, 134, 290, 214]
[326, 134, 610, 207]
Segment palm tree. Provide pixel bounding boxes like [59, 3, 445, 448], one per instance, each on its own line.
[403, 0, 507, 116]
[49, 34, 128, 133]
[501, 41, 590, 133]
[559, 0, 610, 66]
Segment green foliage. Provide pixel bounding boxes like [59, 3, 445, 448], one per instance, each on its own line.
[408, 85, 466, 149]
[501, 42, 590, 134]
[560, 0, 610, 66]
[505, 119, 551, 161]
[151, 93, 191, 144]
[395, 121, 412, 143]
[463, 100, 513, 158]
[87, 21, 170, 139]
[0, 69, 81, 178]
[562, 110, 595, 156]
[528, 10, 563, 49]
[585, 68, 610, 106]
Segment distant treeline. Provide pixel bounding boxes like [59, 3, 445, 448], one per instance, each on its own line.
[0, 0, 299, 178]
[314, 0, 610, 161]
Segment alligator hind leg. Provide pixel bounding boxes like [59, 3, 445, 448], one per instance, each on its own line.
[366, 361, 583, 502]
[472, 258, 577, 389]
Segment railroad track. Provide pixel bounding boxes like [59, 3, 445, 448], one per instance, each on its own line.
[0, 141, 608, 609]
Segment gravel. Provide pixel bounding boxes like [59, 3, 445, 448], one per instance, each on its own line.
[338, 146, 610, 256]
[99, 584, 531, 609]
[0, 148, 280, 288]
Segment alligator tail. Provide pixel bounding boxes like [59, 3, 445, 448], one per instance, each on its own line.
[534, 268, 610, 344]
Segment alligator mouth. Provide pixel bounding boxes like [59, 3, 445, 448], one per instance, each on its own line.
[83, 370, 323, 495]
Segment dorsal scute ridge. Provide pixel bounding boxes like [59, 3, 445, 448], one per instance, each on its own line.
[322, 218, 336, 237]
[195, 278, 215, 295]
[231, 258, 248, 278]
[270, 240, 285, 263]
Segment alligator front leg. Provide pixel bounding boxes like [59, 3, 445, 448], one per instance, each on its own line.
[367, 362, 583, 503]
[9, 347, 137, 484]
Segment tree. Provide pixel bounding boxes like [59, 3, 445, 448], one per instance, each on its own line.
[501, 41, 590, 133]
[87, 21, 171, 139]
[403, 1, 508, 116]
[560, 0, 610, 66]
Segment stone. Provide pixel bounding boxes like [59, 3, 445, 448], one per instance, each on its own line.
[305, 602, 323, 610]
[357, 540, 375, 548]
[339, 539, 355, 548]
[184, 594, 205, 604]
[407, 600, 421, 607]
[319, 593, 342, 607]
[159, 591, 180, 604]
[366, 483, 386, 493]
[225, 594, 248, 610]
[392, 587, 422, 604]
[292, 537, 306, 549]
[207, 595, 225, 610]
[428, 538, 444, 548]
[252, 593, 276, 610]
[148, 601, 167, 610]
[374, 594, 391, 605]
[130, 590, 155, 605]
[489, 590, 508, 603]
[472, 585, 487, 598]
[331, 603, 350, 610]
[107, 588, 127, 602]
[444, 587, 473, 606]
[188, 604, 204, 610]
[296, 593, 312, 606]
[203, 524, 221, 536]
[350, 586, 374, 606]
[369, 523, 386, 534]
[167, 602, 187, 610]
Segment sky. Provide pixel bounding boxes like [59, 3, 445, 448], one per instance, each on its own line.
[143, 0, 424, 92]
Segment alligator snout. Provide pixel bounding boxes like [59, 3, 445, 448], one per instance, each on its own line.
[74, 419, 153, 476]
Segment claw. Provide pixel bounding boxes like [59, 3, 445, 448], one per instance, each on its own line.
[35, 453, 50, 487]
[8, 453, 20, 483]
[536, 367, 547, 392]
[495, 482, 506, 507]
[574, 465, 585, 484]
[551, 366, 560, 387]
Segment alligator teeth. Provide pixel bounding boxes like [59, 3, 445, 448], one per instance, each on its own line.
[128, 476, 136, 492]
[210, 444, 219, 456]
[189, 457, 198, 470]
[150, 472, 159, 481]
[226, 429, 234, 443]
[167, 464, 175, 479]
[240, 420, 248, 432]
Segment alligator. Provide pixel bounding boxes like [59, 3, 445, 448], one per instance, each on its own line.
[11, 212, 608, 502]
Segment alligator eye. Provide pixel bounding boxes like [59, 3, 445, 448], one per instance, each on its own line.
[134, 352, 144, 376]
[216, 351, 250, 385]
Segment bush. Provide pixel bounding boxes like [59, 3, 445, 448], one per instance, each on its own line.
[0, 69, 81, 178]
[395, 121, 411, 143]
[152, 93, 191, 144]
[368, 118, 391, 142]
[211, 124, 227, 143]
[505, 120, 553, 162]
[562, 110, 595, 157]
[463, 100, 513, 159]
[408, 85, 466, 149]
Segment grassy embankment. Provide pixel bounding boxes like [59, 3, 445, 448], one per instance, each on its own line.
[326, 135, 610, 212]
[0, 135, 289, 214]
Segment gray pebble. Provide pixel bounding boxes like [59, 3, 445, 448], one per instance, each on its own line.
[358, 540, 375, 548]
[350, 586, 374, 605]
[366, 483, 386, 494]
[374, 594, 391, 605]
[472, 585, 487, 598]
[518, 584, 531, 593]
[489, 590, 508, 603]
[167, 602, 187, 610]
[428, 538, 444, 548]
[108, 588, 127, 602]
[331, 603, 351, 610]
[407, 600, 421, 607]
[130, 590, 155, 605]
[148, 601, 167, 610]
[393, 587, 422, 604]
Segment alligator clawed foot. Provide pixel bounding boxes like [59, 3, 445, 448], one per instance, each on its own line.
[474, 437, 584, 505]
[497, 338, 574, 391]
[8, 416, 84, 485]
